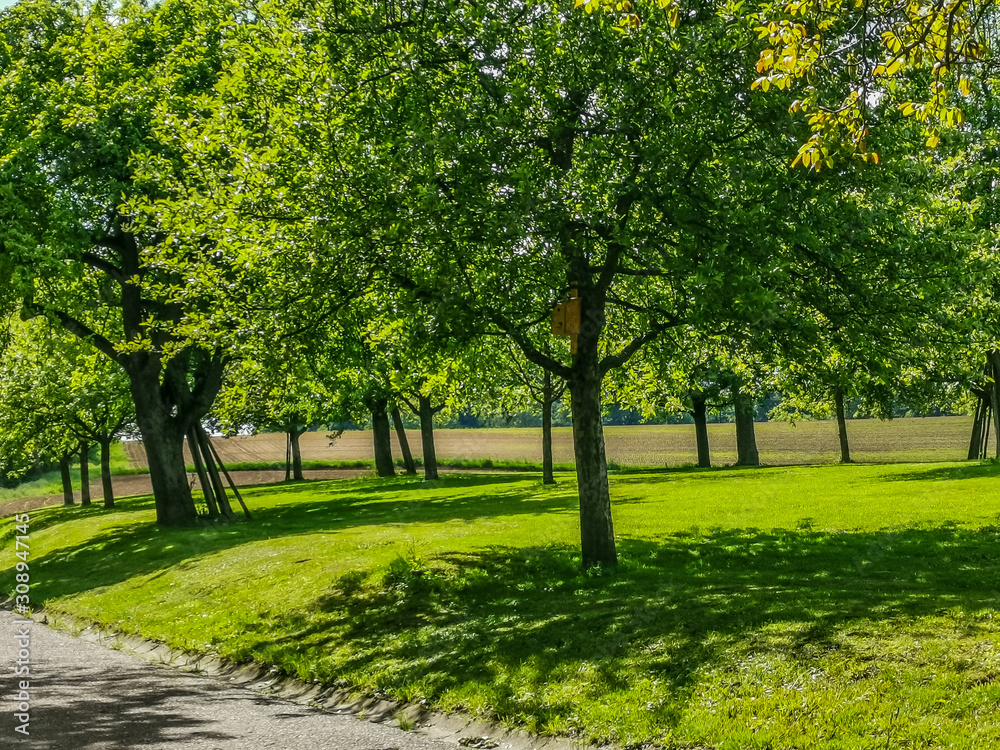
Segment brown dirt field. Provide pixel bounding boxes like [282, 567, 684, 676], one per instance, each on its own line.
[120, 416, 974, 470]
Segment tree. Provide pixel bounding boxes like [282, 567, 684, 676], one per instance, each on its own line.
[0, 318, 133, 507]
[109, 0, 987, 567]
[0, 0, 249, 525]
[215, 350, 336, 481]
[355, 0, 826, 567]
[231, 0, 975, 566]
[493, 342, 570, 484]
[611, 336, 727, 468]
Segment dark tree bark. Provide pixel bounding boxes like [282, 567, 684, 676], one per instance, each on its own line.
[834, 386, 852, 464]
[418, 395, 439, 480]
[689, 393, 711, 468]
[989, 350, 1000, 459]
[284, 432, 292, 481]
[287, 427, 305, 481]
[79, 441, 92, 506]
[99, 438, 115, 509]
[129, 371, 200, 526]
[60, 454, 74, 505]
[733, 379, 760, 467]
[140, 417, 197, 524]
[370, 398, 396, 477]
[43, 230, 224, 527]
[391, 407, 417, 475]
[570, 348, 618, 569]
[542, 370, 555, 484]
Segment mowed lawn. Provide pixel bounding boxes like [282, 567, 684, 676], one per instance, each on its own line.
[120, 416, 976, 470]
[3, 462, 1000, 749]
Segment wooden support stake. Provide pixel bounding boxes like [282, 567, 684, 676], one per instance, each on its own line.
[206, 437, 253, 520]
[197, 426, 234, 519]
[189, 424, 219, 518]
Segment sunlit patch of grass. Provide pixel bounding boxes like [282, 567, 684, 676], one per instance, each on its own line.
[2, 463, 1000, 748]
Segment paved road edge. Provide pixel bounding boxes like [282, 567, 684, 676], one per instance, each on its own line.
[8, 606, 601, 750]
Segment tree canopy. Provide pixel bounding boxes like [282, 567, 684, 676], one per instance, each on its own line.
[0, 0, 995, 569]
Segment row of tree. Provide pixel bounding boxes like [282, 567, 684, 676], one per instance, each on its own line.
[1, 0, 999, 567]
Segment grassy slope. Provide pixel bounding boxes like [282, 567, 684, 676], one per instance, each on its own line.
[2, 463, 1000, 749]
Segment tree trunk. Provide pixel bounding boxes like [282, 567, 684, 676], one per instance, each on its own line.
[835, 386, 852, 464]
[968, 397, 985, 460]
[733, 379, 760, 467]
[391, 407, 417, 475]
[985, 404, 993, 459]
[542, 370, 555, 484]
[284, 432, 292, 481]
[188, 425, 219, 519]
[418, 395, 439, 480]
[691, 393, 711, 468]
[130, 380, 197, 526]
[99, 438, 115, 509]
[989, 350, 1000, 459]
[570, 353, 617, 569]
[289, 428, 305, 481]
[79, 441, 92, 506]
[60, 454, 74, 505]
[370, 398, 395, 477]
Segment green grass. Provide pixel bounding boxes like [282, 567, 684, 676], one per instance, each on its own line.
[3, 463, 1000, 749]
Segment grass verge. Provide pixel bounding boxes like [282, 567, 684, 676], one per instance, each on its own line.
[2, 463, 1000, 749]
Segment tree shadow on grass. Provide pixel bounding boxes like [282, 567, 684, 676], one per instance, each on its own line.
[248, 472, 535, 498]
[610, 464, 825, 488]
[235, 524, 1000, 739]
[8, 475, 578, 603]
[880, 462, 1000, 483]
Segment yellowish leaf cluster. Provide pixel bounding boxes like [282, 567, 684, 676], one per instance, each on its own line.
[572, 0, 681, 29]
[750, 0, 982, 166]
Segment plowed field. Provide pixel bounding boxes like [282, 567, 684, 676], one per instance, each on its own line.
[120, 416, 975, 469]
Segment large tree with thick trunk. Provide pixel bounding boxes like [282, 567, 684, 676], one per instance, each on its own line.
[0, 0, 249, 525]
[121, 0, 987, 565]
[288, 0, 969, 567]
[128, 0, 797, 564]
[352, 1, 823, 567]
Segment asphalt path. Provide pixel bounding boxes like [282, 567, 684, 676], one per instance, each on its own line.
[0, 610, 456, 750]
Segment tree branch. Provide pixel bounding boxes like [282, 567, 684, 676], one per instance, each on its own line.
[81, 253, 125, 285]
[24, 303, 125, 367]
[600, 324, 672, 376]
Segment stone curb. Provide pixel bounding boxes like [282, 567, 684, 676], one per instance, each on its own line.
[27, 608, 605, 750]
